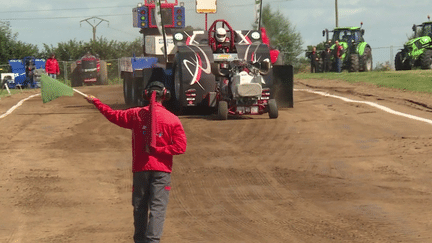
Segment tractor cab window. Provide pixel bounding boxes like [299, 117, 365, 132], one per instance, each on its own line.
[341, 30, 353, 42]
[332, 30, 352, 42]
[331, 31, 341, 42]
[421, 24, 432, 37]
[353, 31, 360, 42]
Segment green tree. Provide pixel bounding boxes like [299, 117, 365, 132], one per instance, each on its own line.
[41, 37, 144, 61]
[0, 21, 39, 65]
[0, 21, 16, 65]
[260, 4, 303, 68]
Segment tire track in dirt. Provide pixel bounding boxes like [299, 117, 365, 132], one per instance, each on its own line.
[180, 116, 302, 241]
[172, 117, 296, 241]
[170, 166, 233, 241]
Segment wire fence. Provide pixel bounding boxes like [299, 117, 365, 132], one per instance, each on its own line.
[372, 46, 403, 70]
[57, 58, 122, 85]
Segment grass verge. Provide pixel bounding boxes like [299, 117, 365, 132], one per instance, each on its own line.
[296, 70, 432, 93]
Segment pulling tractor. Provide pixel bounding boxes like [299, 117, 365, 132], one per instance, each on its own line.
[322, 23, 373, 72]
[120, 0, 293, 119]
[395, 16, 432, 70]
[71, 53, 108, 87]
[4, 57, 45, 89]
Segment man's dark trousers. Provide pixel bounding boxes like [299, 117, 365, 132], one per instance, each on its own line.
[336, 58, 342, 73]
[133, 171, 171, 243]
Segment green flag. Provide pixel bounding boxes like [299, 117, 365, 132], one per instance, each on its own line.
[40, 74, 74, 103]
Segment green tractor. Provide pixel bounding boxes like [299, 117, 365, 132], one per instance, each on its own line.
[322, 23, 373, 72]
[395, 18, 432, 70]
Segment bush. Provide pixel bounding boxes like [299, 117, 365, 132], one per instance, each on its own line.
[374, 61, 392, 71]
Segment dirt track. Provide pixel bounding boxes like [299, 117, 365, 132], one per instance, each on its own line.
[2, 78, 432, 242]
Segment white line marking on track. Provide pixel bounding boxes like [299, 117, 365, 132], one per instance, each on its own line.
[294, 88, 432, 126]
[0, 93, 41, 119]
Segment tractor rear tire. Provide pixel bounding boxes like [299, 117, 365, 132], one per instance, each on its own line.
[349, 54, 360, 72]
[172, 62, 184, 115]
[361, 46, 373, 72]
[218, 101, 228, 120]
[98, 61, 108, 85]
[130, 78, 141, 107]
[268, 99, 278, 119]
[421, 49, 432, 69]
[123, 73, 132, 105]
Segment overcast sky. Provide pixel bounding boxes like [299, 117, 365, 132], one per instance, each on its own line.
[1, 0, 432, 66]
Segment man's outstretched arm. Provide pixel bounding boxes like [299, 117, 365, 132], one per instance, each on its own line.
[85, 95, 134, 130]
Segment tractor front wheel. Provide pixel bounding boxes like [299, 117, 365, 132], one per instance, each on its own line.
[421, 49, 432, 69]
[362, 47, 373, 72]
[268, 99, 278, 119]
[218, 101, 228, 120]
[395, 52, 404, 71]
[349, 54, 360, 72]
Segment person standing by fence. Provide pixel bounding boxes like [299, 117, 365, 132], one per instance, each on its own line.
[322, 44, 332, 72]
[45, 53, 60, 79]
[310, 46, 318, 73]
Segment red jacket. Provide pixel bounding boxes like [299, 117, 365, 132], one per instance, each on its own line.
[92, 99, 187, 173]
[260, 27, 280, 64]
[45, 58, 60, 74]
[336, 45, 344, 58]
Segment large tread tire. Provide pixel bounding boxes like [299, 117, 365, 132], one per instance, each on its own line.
[218, 101, 228, 120]
[420, 49, 432, 70]
[395, 52, 404, 71]
[171, 62, 184, 115]
[361, 46, 373, 72]
[98, 61, 108, 85]
[123, 73, 132, 105]
[349, 54, 360, 72]
[130, 77, 141, 107]
[268, 99, 278, 119]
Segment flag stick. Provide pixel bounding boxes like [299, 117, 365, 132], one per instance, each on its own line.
[72, 88, 88, 97]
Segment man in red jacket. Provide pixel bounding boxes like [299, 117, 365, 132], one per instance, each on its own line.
[45, 53, 60, 79]
[86, 81, 187, 243]
[260, 27, 281, 65]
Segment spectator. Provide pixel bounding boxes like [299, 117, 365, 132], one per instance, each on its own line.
[261, 27, 281, 65]
[310, 46, 318, 73]
[321, 45, 332, 72]
[335, 41, 344, 73]
[45, 53, 60, 79]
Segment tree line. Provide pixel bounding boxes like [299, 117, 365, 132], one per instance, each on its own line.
[0, 20, 144, 67]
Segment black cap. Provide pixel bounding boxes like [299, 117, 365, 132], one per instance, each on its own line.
[147, 81, 165, 92]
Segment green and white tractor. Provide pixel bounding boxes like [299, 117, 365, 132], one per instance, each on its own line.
[322, 23, 373, 72]
[395, 17, 432, 70]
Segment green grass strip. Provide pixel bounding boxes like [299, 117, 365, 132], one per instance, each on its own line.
[296, 70, 432, 93]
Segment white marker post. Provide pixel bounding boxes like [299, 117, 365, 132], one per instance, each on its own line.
[4, 82, 11, 95]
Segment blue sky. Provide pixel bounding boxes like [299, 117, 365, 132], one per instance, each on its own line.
[1, 0, 432, 66]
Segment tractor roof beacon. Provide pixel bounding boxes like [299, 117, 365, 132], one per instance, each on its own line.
[320, 23, 373, 72]
[395, 16, 432, 71]
[120, 0, 294, 119]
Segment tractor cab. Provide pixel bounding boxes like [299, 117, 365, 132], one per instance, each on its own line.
[331, 27, 364, 44]
[415, 22, 432, 38]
